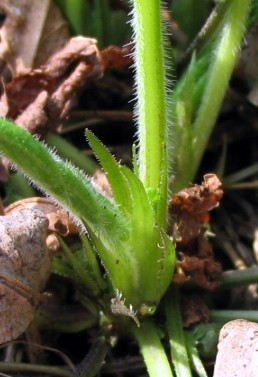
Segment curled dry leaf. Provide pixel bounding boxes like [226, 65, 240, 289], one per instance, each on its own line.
[0, 36, 103, 137]
[100, 45, 133, 70]
[0, 0, 70, 75]
[169, 173, 223, 245]
[5, 197, 78, 236]
[169, 174, 223, 290]
[174, 231, 223, 290]
[0, 208, 51, 344]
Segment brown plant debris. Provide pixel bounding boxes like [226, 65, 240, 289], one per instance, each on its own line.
[181, 293, 210, 328]
[0, 37, 103, 137]
[0, 208, 51, 344]
[100, 45, 133, 70]
[5, 197, 78, 240]
[92, 169, 113, 197]
[0, 0, 70, 75]
[169, 174, 223, 290]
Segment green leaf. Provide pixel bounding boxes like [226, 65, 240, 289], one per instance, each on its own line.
[58, 237, 101, 296]
[86, 130, 175, 307]
[0, 119, 128, 250]
[121, 166, 155, 231]
[170, 0, 252, 192]
[86, 130, 132, 212]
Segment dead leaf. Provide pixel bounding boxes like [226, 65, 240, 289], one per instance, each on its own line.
[169, 174, 223, 245]
[0, 208, 51, 343]
[101, 45, 133, 70]
[5, 197, 78, 236]
[0, 37, 103, 136]
[0, 281, 39, 344]
[169, 174, 223, 290]
[0, 0, 70, 75]
[173, 230, 222, 290]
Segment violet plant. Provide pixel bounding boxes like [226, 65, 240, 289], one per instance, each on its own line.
[0, 0, 253, 375]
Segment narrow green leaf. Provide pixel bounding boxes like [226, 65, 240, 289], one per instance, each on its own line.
[166, 285, 193, 377]
[0, 119, 128, 249]
[188, 0, 251, 188]
[58, 237, 100, 296]
[86, 130, 132, 211]
[121, 166, 175, 306]
[131, 320, 174, 377]
[121, 166, 154, 223]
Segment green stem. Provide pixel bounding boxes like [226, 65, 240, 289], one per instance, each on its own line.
[132, 0, 168, 226]
[221, 267, 258, 286]
[223, 162, 258, 186]
[0, 362, 71, 377]
[189, 0, 251, 184]
[132, 320, 174, 377]
[71, 337, 109, 377]
[210, 310, 258, 323]
[165, 285, 192, 377]
[185, 332, 208, 377]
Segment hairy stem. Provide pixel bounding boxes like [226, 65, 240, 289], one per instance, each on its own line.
[132, 0, 168, 226]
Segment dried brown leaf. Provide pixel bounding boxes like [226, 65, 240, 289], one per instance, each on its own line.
[169, 173, 223, 245]
[0, 208, 51, 343]
[0, 0, 70, 75]
[5, 197, 78, 236]
[0, 37, 103, 136]
[170, 174, 223, 290]
[101, 45, 133, 70]
[174, 232, 222, 291]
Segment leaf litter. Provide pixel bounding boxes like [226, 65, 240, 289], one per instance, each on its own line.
[0, 36, 103, 137]
[0, 208, 51, 344]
